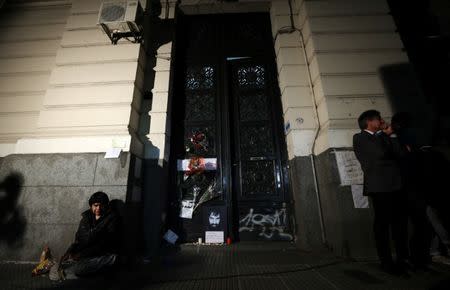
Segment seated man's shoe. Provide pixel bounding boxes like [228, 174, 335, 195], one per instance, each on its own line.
[48, 262, 63, 281]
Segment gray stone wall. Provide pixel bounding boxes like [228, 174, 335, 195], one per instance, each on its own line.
[314, 149, 376, 259]
[0, 153, 130, 261]
[290, 150, 377, 259]
[289, 156, 324, 251]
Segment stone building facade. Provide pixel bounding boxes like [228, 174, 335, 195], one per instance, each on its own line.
[0, 0, 441, 261]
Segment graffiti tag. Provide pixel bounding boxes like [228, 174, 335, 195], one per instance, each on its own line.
[239, 208, 293, 240]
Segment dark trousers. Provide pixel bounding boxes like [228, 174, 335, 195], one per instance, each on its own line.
[370, 192, 408, 265]
[407, 193, 432, 265]
[62, 254, 117, 279]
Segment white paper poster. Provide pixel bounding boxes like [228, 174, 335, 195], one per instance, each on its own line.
[180, 199, 195, 219]
[335, 151, 364, 186]
[351, 185, 369, 208]
[104, 148, 121, 159]
[205, 231, 224, 244]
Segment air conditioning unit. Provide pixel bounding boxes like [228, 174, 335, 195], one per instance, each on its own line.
[97, 1, 144, 44]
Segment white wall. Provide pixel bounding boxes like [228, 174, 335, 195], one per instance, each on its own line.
[272, 0, 408, 156]
[0, 0, 409, 160]
[0, 0, 147, 157]
[146, 42, 173, 161]
[304, 0, 407, 154]
[0, 1, 70, 155]
[271, 0, 316, 158]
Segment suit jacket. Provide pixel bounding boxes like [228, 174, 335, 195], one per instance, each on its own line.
[353, 130, 403, 195]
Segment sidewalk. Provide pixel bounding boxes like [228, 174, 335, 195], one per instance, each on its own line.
[1, 242, 449, 290]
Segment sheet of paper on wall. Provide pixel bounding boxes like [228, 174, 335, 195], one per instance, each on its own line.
[180, 199, 195, 219]
[351, 184, 369, 208]
[205, 231, 224, 244]
[104, 148, 122, 159]
[335, 151, 364, 186]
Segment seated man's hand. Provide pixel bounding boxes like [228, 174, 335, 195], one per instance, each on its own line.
[67, 253, 81, 261]
[61, 252, 80, 263]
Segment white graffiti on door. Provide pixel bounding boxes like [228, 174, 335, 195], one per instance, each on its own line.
[239, 208, 293, 240]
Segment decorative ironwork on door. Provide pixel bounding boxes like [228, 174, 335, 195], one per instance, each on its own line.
[232, 62, 280, 198]
[173, 63, 222, 238]
[169, 13, 292, 242]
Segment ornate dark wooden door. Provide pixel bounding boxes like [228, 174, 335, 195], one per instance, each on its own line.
[228, 59, 292, 241]
[168, 13, 292, 242]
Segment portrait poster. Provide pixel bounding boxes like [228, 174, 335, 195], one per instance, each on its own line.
[203, 206, 227, 233]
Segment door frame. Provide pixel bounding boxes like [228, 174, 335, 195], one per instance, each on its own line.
[167, 12, 293, 242]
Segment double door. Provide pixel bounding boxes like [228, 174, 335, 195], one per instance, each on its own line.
[168, 13, 292, 242]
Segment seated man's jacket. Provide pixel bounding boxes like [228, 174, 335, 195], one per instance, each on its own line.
[68, 208, 120, 258]
[353, 131, 404, 195]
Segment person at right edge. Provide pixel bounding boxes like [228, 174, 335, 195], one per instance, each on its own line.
[353, 110, 409, 276]
[391, 112, 432, 269]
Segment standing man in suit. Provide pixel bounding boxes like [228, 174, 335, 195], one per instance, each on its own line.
[353, 110, 408, 275]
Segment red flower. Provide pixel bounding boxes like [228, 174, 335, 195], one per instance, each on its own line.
[186, 157, 206, 175]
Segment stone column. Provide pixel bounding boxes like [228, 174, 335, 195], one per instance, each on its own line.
[270, 0, 324, 250]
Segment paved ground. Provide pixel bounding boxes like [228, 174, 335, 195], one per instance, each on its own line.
[1, 242, 450, 290]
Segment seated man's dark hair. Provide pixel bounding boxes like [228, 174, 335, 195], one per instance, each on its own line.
[357, 110, 381, 130]
[89, 191, 109, 206]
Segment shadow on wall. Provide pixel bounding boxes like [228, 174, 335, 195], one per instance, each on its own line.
[142, 157, 168, 259]
[122, 142, 166, 260]
[120, 0, 175, 260]
[131, 2, 174, 259]
[141, 1, 175, 95]
[379, 63, 434, 146]
[110, 199, 126, 220]
[0, 173, 26, 248]
[109, 198, 127, 257]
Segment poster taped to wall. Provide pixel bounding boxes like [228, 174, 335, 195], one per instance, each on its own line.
[335, 151, 364, 186]
[180, 199, 195, 219]
[205, 231, 224, 244]
[104, 148, 121, 158]
[351, 185, 369, 208]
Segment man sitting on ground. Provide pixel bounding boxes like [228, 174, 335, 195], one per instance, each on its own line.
[50, 191, 120, 281]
